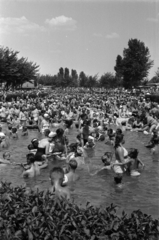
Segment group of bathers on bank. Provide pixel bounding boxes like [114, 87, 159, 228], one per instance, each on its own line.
[0, 88, 158, 197]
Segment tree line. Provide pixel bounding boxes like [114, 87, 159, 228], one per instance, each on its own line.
[0, 39, 159, 90]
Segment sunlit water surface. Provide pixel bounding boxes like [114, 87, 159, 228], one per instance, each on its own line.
[0, 124, 158, 218]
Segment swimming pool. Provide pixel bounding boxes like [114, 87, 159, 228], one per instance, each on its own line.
[0, 124, 158, 218]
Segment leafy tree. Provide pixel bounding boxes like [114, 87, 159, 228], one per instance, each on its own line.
[114, 39, 154, 88]
[71, 69, 78, 87]
[155, 68, 159, 79]
[79, 71, 88, 87]
[149, 76, 159, 83]
[99, 72, 116, 88]
[0, 46, 39, 89]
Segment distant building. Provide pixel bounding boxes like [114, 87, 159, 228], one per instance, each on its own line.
[22, 80, 35, 89]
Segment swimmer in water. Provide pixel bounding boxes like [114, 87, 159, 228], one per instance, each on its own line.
[0, 135, 10, 149]
[112, 148, 144, 177]
[21, 126, 28, 136]
[87, 151, 113, 175]
[65, 159, 80, 183]
[22, 153, 41, 178]
[84, 136, 95, 149]
[49, 167, 70, 200]
[0, 151, 11, 165]
[11, 127, 18, 139]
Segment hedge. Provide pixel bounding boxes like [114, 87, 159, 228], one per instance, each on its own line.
[0, 182, 158, 240]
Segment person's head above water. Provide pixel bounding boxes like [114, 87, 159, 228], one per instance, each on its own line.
[69, 159, 78, 170]
[50, 167, 64, 186]
[26, 153, 35, 164]
[116, 128, 123, 135]
[31, 138, 39, 148]
[114, 133, 124, 148]
[101, 152, 113, 165]
[128, 148, 139, 159]
[3, 151, 10, 160]
[56, 128, 64, 137]
[44, 129, 50, 137]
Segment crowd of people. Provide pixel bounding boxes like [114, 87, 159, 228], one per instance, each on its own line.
[0, 87, 159, 199]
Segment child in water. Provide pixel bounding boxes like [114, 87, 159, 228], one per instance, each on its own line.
[127, 148, 145, 176]
[21, 126, 28, 136]
[22, 153, 40, 178]
[49, 167, 70, 200]
[11, 127, 18, 139]
[84, 136, 95, 149]
[0, 152, 11, 165]
[65, 159, 80, 183]
[112, 148, 144, 177]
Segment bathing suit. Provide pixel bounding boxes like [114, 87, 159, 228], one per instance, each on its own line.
[113, 146, 128, 174]
[34, 147, 45, 161]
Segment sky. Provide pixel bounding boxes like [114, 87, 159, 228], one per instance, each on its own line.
[0, 0, 159, 79]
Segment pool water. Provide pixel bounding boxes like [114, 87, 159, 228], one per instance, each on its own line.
[0, 124, 159, 218]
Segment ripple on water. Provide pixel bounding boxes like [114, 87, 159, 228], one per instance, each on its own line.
[0, 125, 159, 218]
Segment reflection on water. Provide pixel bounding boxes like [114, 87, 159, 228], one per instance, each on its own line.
[0, 125, 159, 218]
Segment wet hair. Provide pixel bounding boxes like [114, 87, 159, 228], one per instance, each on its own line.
[114, 134, 124, 149]
[101, 152, 113, 165]
[121, 121, 126, 126]
[50, 167, 64, 184]
[69, 159, 78, 170]
[44, 129, 50, 137]
[8, 125, 12, 130]
[31, 139, 39, 148]
[56, 128, 64, 137]
[69, 143, 78, 152]
[128, 148, 139, 159]
[26, 153, 35, 163]
[116, 128, 122, 135]
[28, 143, 34, 150]
[114, 176, 122, 184]
[22, 126, 28, 131]
[153, 138, 159, 145]
[12, 127, 17, 133]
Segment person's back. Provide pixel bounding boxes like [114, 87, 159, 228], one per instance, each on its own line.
[66, 159, 79, 183]
[23, 153, 40, 178]
[50, 167, 70, 200]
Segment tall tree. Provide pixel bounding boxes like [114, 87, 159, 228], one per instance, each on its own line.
[0, 46, 39, 89]
[99, 72, 116, 88]
[71, 69, 78, 87]
[79, 71, 88, 87]
[114, 39, 154, 88]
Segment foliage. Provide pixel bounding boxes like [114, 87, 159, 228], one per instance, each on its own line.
[114, 39, 154, 88]
[0, 182, 158, 240]
[0, 46, 39, 89]
[99, 73, 116, 88]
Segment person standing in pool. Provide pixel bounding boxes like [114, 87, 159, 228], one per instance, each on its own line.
[113, 148, 144, 177]
[34, 129, 50, 162]
[112, 134, 128, 187]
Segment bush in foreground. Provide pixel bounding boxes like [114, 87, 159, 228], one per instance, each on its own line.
[0, 182, 158, 240]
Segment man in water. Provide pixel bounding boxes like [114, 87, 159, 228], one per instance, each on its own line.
[50, 167, 70, 200]
[65, 159, 80, 183]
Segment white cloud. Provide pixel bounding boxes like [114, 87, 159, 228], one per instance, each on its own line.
[147, 14, 159, 22]
[0, 16, 46, 35]
[93, 33, 102, 37]
[45, 15, 77, 30]
[106, 32, 119, 39]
